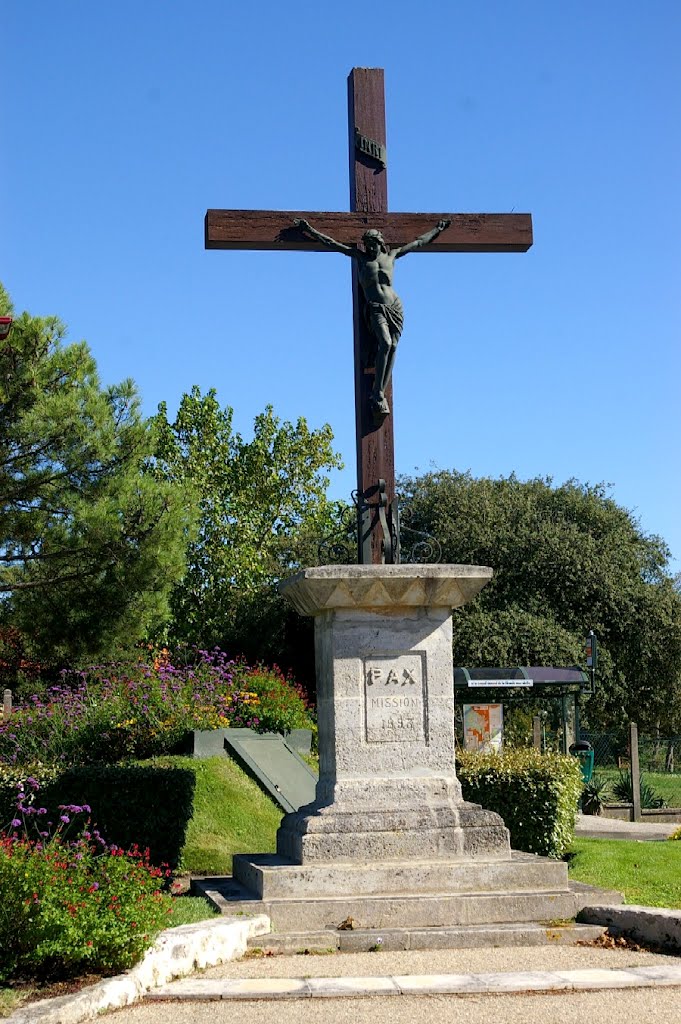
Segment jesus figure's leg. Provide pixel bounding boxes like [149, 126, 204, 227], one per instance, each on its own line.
[383, 330, 399, 391]
[371, 325, 393, 417]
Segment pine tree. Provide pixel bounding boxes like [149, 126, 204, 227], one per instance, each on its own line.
[0, 285, 190, 667]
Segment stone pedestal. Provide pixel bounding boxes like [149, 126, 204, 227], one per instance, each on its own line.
[219, 565, 623, 940]
[234, 566, 511, 896]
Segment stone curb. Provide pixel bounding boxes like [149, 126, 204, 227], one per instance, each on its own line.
[6, 914, 270, 1024]
[147, 963, 681, 1000]
[577, 904, 681, 951]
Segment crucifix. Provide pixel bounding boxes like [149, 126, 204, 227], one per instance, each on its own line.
[205, 68, 532, 565]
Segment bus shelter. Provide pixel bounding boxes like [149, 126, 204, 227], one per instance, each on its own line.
[453, 665, 592, 755]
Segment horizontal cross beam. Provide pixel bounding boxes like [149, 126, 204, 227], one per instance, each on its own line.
[205, 210, 533, 253]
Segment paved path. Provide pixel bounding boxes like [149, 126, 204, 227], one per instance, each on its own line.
[575, 813, 678, 841]
[106, 987, 681, 1024]
[105, 945, 681, 1024]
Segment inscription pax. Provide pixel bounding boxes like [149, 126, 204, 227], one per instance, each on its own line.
[364, 654, 426, 743]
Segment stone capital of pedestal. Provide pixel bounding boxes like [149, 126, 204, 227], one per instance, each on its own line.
[278, 564, 493, 617]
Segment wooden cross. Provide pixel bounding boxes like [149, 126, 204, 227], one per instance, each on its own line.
[205, 68, 532, 565]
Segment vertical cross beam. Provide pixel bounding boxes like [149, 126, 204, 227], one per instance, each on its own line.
[348, 69, 395, 564]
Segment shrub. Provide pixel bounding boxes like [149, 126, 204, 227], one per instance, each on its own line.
[235, 664, 315, 737]
[456, 748, 583, 857]
[1, 764, 195, 868]
[612, 770, 667, 809]
[0, 781, 173, 982]
[0, 649, 313, 766]
[581, 773, 611, 815]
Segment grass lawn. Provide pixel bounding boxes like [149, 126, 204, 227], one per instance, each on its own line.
[167, 894, 218, 925]
[155, 755, 284, 876]
[568, 836, 681, 908]
[595, 767, 681, 807]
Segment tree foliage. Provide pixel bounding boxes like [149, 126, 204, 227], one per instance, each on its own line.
[153, 387, 342, 673]
[400, 470, 681, 731]
[0, 285, 190, 667]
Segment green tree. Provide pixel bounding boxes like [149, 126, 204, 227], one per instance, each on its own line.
[153, 387, 342, 673]
[0, 285, 190, 668]
[400, 470, 681, 732]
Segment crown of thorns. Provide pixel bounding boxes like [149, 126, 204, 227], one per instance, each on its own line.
[362, 229, 386, 248]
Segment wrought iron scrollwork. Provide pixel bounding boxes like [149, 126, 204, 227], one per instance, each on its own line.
[317, 501, 359, 565]
[316, 485, 441, 565]
[397, 502, 442, 564]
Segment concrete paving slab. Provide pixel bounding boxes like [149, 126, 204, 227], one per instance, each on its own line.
[143, 963, 681, 1001]
[575, 814, 677, 841]
[216, 978, 311, 999]
[306, 976, 400, 997]
[555, 967, 656, 989]
[393, 973, 487, 994]
[627, 964, 681, 985]
[146, 980, 228, 1001]
[479, 969, 572, 992]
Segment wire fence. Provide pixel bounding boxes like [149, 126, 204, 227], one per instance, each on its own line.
[584, 730, 681, 810]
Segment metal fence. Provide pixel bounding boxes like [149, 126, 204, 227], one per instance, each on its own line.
[584, 729, 681, 811]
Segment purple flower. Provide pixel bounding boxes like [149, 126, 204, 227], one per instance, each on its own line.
[11, 818, 21, 827]
[60, 814, 70, 823]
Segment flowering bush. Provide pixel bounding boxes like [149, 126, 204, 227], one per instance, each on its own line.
[0, 649, 315, 766]
[0, 780, 173, 981]
[236, 664, 316, 740]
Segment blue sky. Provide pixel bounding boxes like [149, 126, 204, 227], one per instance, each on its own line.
[5, 2, 680, 570]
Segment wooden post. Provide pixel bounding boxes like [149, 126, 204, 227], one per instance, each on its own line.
[533, 716, 542, 750]
[348, 68, 394, 564]
[629, 721, 642, 822]
[2, 689, 11, 718]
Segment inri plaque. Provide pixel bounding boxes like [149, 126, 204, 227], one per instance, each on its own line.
[364, 653, 426, 743]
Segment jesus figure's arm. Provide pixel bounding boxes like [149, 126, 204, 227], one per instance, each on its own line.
[393, 219, 451, 259]
[293, 219, 359, 257]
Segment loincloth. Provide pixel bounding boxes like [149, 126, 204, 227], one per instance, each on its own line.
[365, 296, 404, 341]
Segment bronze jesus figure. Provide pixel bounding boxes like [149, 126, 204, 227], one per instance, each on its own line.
[294, 218, 451, 420]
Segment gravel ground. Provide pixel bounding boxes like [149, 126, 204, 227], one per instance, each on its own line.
[109, 986, 681, 1024]
[101, 944, 681, 1024]
[201, 943, 676, 978]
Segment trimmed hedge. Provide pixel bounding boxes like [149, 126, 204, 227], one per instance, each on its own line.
[1, 763, 195, 868]
[457, 748, 583, 858]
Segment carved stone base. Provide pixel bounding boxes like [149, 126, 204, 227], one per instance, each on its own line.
[276, 565, 500, 867]
[276, 800, 510, 863]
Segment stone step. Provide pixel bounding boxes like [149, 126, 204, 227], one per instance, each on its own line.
[246, 921, 607, 954]
[233, 850, 568, 900]
[193, 876, 623, 932]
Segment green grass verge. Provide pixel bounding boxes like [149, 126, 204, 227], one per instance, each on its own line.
[0, 987, 30, 1018]
[568, 837, 681, 908]
[167, 894, 219, 925]
[596, 768, 681, 806]
[149, 755, 283, 876]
